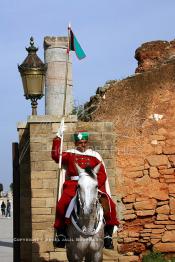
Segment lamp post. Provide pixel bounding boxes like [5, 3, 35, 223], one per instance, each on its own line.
[18, 37, 47, 115]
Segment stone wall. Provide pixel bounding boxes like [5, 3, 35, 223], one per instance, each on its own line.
[83, 51, 175, 257]
[17, 116, 125, 262]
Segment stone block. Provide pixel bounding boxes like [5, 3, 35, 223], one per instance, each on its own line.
[144, 223, 165, 229]
[63, 133, 74, 142]
[152, 228, 165, 234]
[141, 229, 152, 232]
[154, 242, 175, 252]
[162, 230, 175, 242]
[155, 220, 175, 225]
[32, 229, 45, 240]
[108, 176, 116, 187]
[146, 155, 169, 167]
[150, 238, 160, 244]
[170, 215, 175, 220]
[170, 198, 175, 214]
[46, 198, 56, 207]
[32, 252, 50, 262]
[150, 233, 162, 239]
[127, 166, 145, 172]
[150, 135, 166, 141]
[31, 179, 43, 189]
[30, 123, 52, 135]
[32, 189, 54, 198]
[123, 209, 135, 215]
[32, 241, 54, 252]
[169, 156, 175, 167]
[32, 208, 51, 215]
[163, 146, 175, 154]
[166, 225, 175, 230]
[31, 161, 58, 171]
[165, 178, 175, 183]
[149, 167, 160, 178]
[43, 179, 58, 189]
[30, 136, 49, 143]
[31, 171, 57, 179]
[32, 215, 55, 223]
[103, 249, 119, 261]
[97, 149, 115, 159]
[125, 203, 133, 210]
[32, 198, 46, 208]
[159, 168, 175, 175]
[154, 145, 163, 155]
[30, 142, 48, 152]
[32, 222, 53, 230]
[88, 132, 103, 142]
[124, 214, 137, 220]
[127, 171, 143, 178]
[102, 133, 116, 142]
[157, 200, 169, 206]
[124, 238, 139, 243]
[103, 159, 115, 168]
[49, 251, 67, 261]
[169, 184, 175, 194]
[118, 256, 139, 262]
[134, 199, 157, 210]
[31, 151, 51, 161]
[136, 210, 155, 216]
[156, 205, 170, 214]
[123, 194, 136, 203]
[143, 170, 149, 175]
[157, 214, 169, 220]
[106, 168, 116, 177]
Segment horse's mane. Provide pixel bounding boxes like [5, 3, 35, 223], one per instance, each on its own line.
[84, 166, 96, 179]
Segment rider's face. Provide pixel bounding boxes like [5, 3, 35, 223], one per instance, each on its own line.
[75, 140, 88, 152]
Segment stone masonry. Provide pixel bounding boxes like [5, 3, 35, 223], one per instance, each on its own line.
[17, 116, 129, 262]
[82, 40, 175, 259]
[44, 37, 73, 116]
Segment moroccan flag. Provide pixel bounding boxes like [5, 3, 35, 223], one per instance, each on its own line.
[68, 28, 86, 60]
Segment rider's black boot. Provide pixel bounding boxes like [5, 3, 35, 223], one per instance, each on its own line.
[104, 225, 114, 249]
[53, 228, 66, 248]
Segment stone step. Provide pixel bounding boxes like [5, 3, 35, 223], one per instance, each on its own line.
[50, 248, 139, 262]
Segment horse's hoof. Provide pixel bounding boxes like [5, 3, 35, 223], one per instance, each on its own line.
[53, 234, 66, 248]
[104, 238, 114, 249]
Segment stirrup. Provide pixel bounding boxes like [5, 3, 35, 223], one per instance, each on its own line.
[53, 234, 66, 248]
[104, 236, 114, 249]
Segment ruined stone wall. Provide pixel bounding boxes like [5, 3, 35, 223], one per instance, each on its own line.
[18, 116, 124, 262]
[85, 57, 175, 256]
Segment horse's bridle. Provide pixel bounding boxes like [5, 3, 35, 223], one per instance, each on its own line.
[71, 187, 104, 236]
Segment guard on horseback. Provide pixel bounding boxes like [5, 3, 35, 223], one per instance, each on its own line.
[52, 128, 120, 249]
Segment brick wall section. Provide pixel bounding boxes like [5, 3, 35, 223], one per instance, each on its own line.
[17, 116, 126, 261]
[88, 60, 175, 257]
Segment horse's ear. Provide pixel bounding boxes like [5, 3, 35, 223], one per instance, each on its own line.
[75, 163, 84, 174]
[93, 163, 101, 176]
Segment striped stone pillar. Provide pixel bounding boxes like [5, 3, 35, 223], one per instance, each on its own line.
[44, 36, 74, 116]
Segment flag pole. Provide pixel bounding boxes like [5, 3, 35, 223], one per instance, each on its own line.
[53, 25, 70, 245]
[63, 25, 70, 116]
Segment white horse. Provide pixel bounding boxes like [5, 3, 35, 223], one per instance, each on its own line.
[66, 163, 104, 262]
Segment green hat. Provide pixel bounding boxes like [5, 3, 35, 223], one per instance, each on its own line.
[74, 130, 89, 142]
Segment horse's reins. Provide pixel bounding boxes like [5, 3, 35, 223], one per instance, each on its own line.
[71, 181, 104, 236]
[71, 203, 103, 236]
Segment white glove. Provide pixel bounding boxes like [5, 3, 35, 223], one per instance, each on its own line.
[56, 118, 66, 138]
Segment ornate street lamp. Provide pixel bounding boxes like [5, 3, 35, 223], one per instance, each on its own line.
[18, 37, 47, 115]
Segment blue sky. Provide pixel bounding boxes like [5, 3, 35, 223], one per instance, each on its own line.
[1, 0, 175, 190]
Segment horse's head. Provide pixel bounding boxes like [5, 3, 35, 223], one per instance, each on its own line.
[75, 163, 101, 216]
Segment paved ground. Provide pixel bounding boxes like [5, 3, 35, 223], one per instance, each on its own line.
[0, 215, 13, 262]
